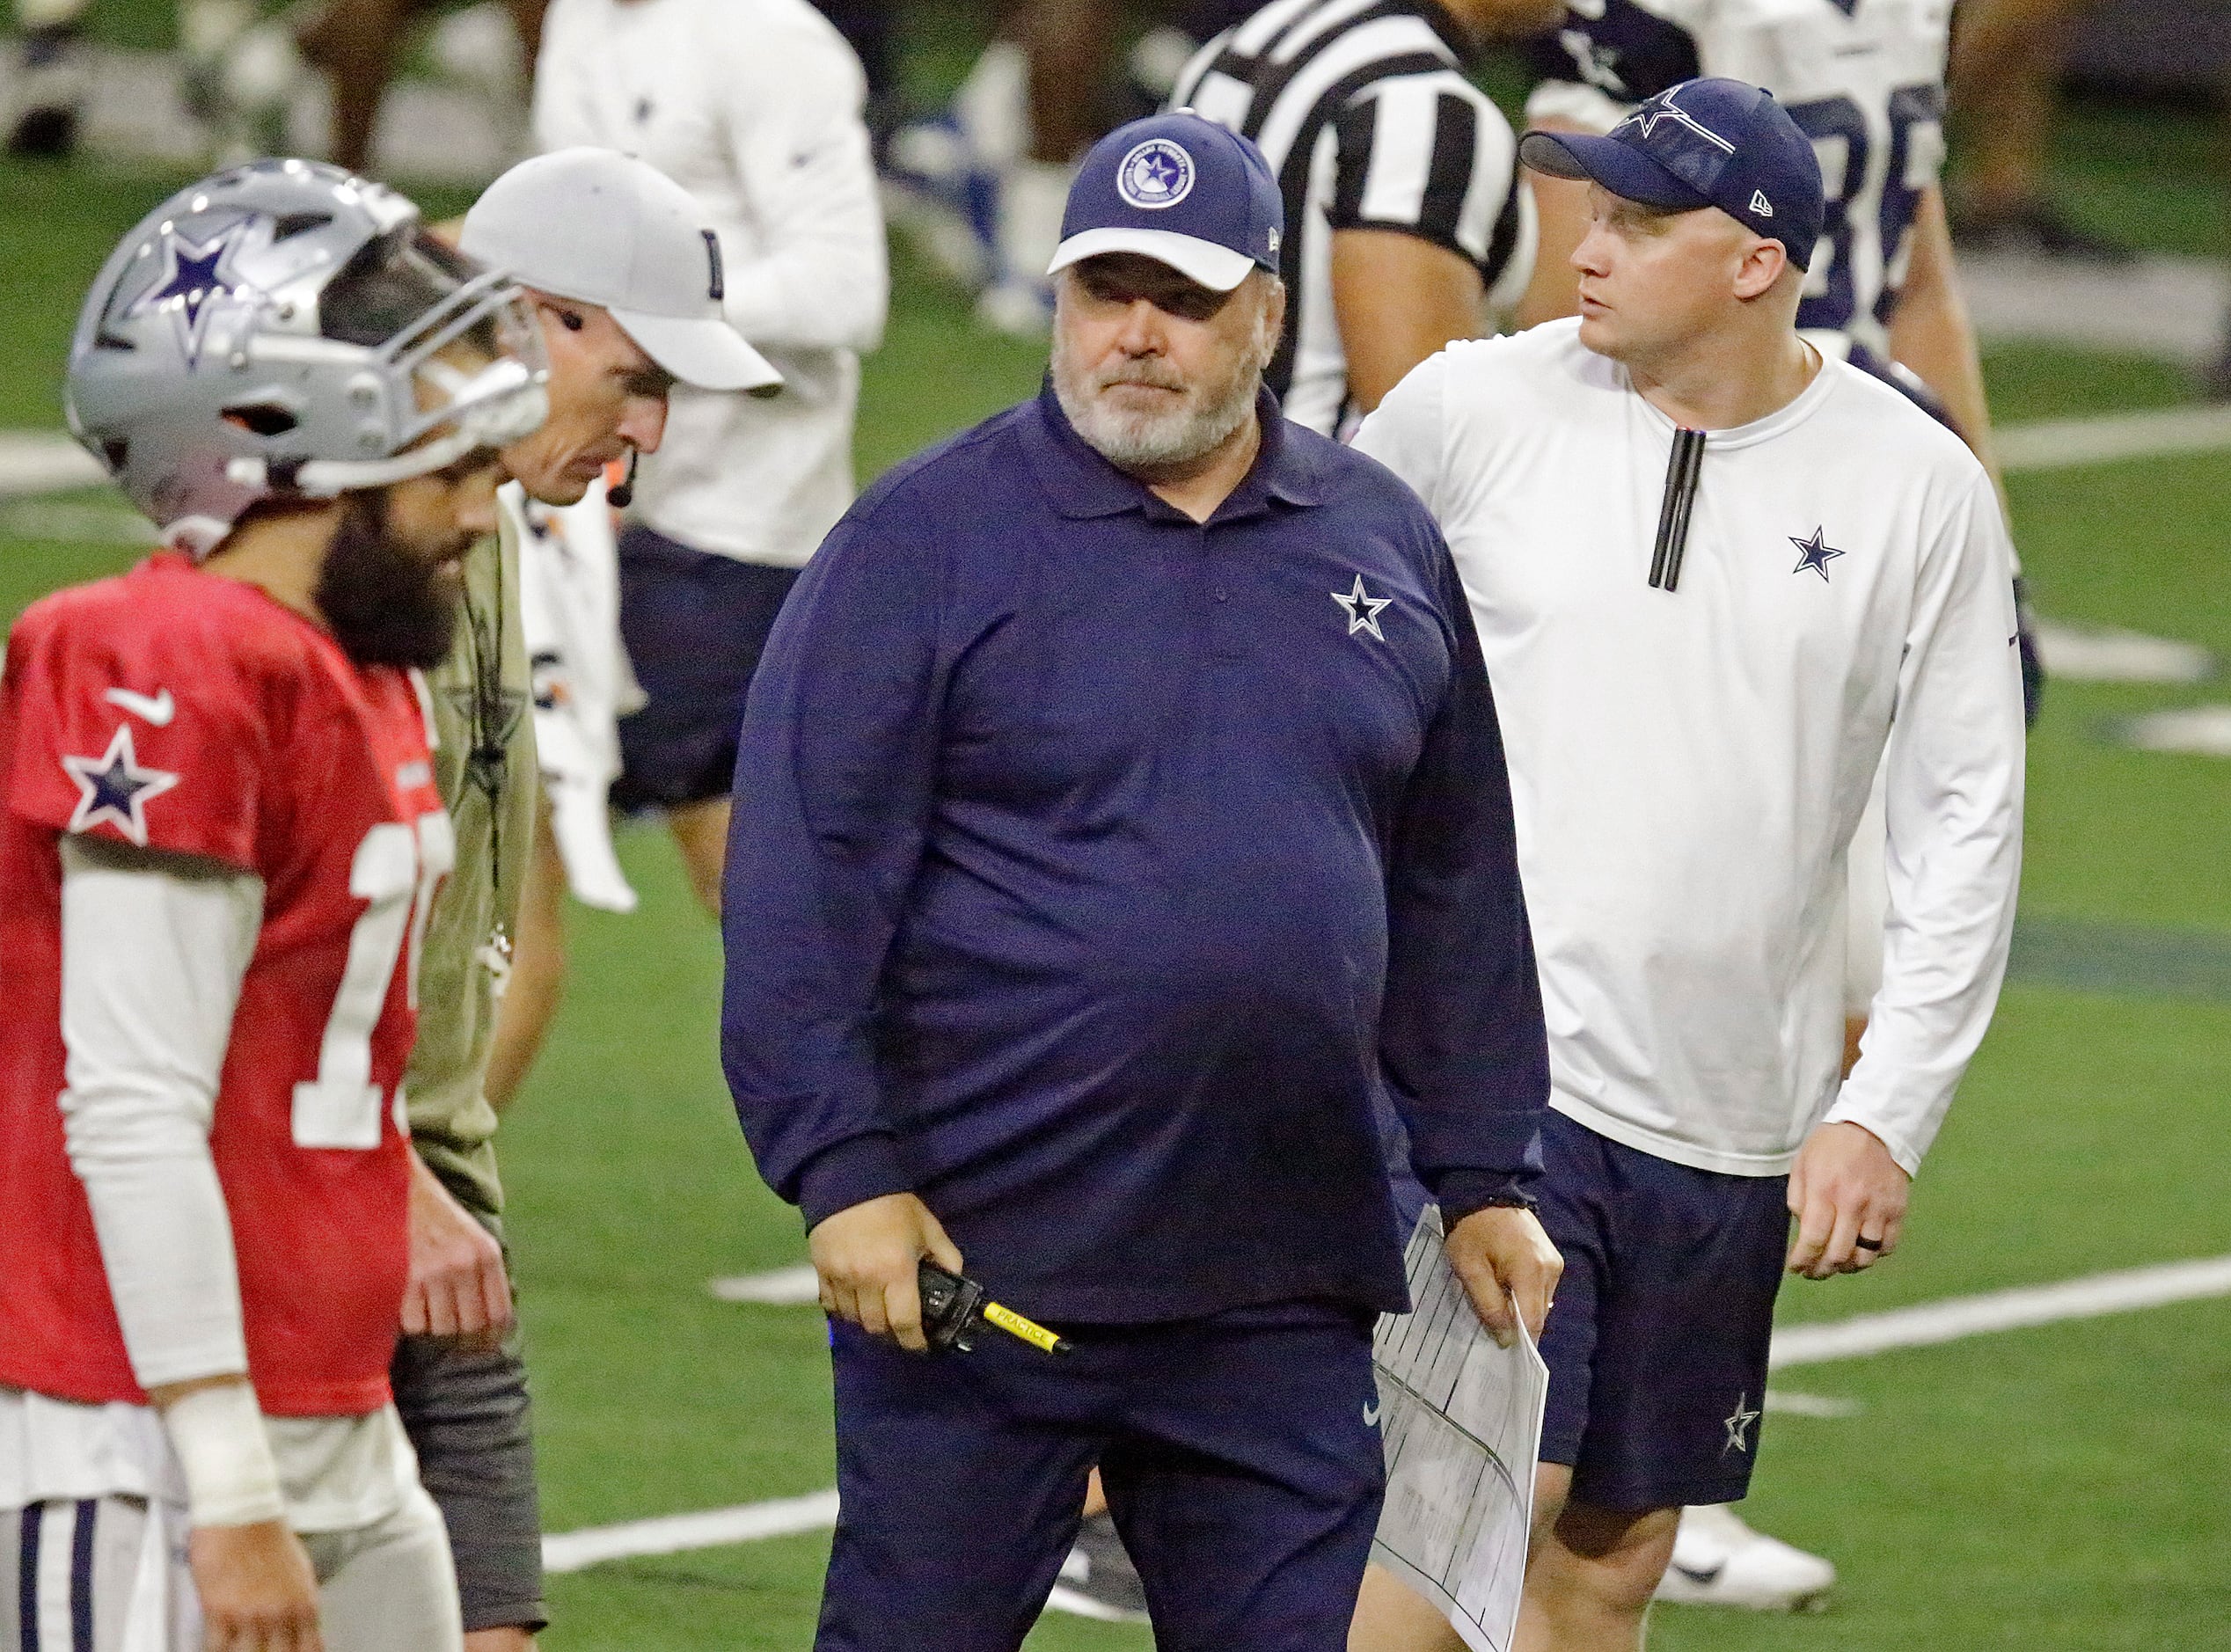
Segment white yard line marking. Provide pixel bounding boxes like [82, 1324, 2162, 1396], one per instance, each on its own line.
[0, 434, 105, 500]
[542, 1488, 840, 1574]
[6, 395, 2229, 523]
[1761, 1390, 1862, 1418]
[2114, 705, 2231, 758]
[707, 1265, 821, 1305]
[2031, 620, 2215, 685]
[1997, 403, 2231, 472]
[566, 1253, 2231, 1590]
[1958, 251, 2229, 366]
[1045, 1585, 1140, 1623]
[1768, 1254, 2231, 1369]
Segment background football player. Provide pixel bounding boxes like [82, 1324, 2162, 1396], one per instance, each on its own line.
[0, 158, 547, 1652]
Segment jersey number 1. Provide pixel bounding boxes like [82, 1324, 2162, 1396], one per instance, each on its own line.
[291, 811, 456, 1150]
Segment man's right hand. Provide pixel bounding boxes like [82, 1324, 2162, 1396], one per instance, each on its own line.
[808, 1192, 963, 1353]
[187, 1519, 324, 1652]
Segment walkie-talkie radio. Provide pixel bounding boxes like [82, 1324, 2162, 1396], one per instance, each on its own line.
[918, 1261, 1072, 1356]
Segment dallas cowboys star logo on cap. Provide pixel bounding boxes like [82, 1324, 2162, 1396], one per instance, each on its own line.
[1616, 86, 1735, 154]
[1332, 574, 1391, 640]
[1789, 525, 1846, 582]
[62, 724, 181, 847]
[127, 218, 252, 364]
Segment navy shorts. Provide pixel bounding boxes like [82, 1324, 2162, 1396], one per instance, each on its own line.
[613, 523, 801, 812]
[818, 1300, 1384, 1652]
[1382, 1108, 1788, 1511]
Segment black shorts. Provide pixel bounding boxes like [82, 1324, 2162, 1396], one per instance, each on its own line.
[1379, 1107, 1788, 1511]
[390, 1220, 547, 1635]
[613, 523, 802, 812]
[1532, 1112, 1790, 1512]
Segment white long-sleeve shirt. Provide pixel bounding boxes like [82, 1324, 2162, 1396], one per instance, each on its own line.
[532, 0, 889, 567]
[1353, 320, 2023, 1177]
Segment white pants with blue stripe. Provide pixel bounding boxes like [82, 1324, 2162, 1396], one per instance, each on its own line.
[2, 1487, 459, 1652]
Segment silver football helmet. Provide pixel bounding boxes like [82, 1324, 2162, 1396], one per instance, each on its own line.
[66, 157, 550, 556]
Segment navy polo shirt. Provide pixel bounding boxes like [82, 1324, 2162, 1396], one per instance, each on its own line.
[721, 384, 1548, 1321]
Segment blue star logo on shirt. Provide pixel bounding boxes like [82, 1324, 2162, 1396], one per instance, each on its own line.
[1789, 526, 1846, 583]
[61, 725, 181, 847]
[1332, 574, 1391, 640]
[127, 220, 250, 363]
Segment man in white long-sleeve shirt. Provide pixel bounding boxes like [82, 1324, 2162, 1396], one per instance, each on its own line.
[1348, 79, 2023, 1652]
[531, 0, 888, 911]
[0, 163, 552, 1651]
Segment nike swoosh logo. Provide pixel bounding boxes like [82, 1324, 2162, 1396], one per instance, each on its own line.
[1671, 1562, 1724, 1586]
[104, 687, 174, 727]
[1363, 1399, 1383, 1427]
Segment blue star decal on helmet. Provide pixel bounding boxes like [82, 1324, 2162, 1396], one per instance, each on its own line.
[1789, 525, 1846, 583]
[61, 725, 181, 847]
[128, 218, 251, 364]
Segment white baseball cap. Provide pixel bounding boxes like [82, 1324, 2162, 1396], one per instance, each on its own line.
[461, 148, 780, 394]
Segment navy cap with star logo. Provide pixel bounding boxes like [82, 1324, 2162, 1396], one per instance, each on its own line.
[1518, 77, 1825, 274]
[1048, 111, 1284, 294]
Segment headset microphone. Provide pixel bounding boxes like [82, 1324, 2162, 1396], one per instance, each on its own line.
[608, 449, 640, 509]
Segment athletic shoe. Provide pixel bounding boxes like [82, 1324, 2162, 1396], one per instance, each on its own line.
[4, 25, 91, 159]
[1056, 1511, 1149, 1622]
[1653, 1503, 1835, 1612]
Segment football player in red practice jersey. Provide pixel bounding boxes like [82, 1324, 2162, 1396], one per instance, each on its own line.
[0, 159, 548, 1652]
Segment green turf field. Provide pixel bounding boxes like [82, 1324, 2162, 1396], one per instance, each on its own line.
[3, 30, 2229, 1648]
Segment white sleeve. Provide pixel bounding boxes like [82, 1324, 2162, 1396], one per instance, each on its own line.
[529, 0, 602, 152]
[715, 21, 888, 355]
[1351, 349, 1452, 515]
[1827, 471, 2025, 1173]
[58, 837, 265, 1392]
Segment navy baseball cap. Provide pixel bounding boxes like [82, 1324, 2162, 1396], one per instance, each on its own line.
[1048, 111, 1284, 293]
[1519, 77, 1825, 273]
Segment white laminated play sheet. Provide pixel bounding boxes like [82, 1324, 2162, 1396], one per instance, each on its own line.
[1368, 1208, 1548, 1652]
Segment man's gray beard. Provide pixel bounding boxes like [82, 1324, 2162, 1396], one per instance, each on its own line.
[1051, 333, 1262, 474]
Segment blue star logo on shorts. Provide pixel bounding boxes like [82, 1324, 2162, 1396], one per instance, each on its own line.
[1117, 138, 1196, 210]
[1789, 526, 1846, 583]
[62, 724, 180, 847]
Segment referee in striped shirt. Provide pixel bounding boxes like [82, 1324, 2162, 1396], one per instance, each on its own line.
[1169, 0, 1561, 438]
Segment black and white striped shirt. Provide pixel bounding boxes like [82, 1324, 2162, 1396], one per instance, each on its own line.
[1170, 0, 1535, 436]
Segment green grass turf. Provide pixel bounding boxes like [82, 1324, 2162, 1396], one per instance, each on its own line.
[4, 130, 2231, 1644]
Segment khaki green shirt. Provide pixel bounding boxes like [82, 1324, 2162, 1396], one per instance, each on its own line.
[407, 502, 537, 1217]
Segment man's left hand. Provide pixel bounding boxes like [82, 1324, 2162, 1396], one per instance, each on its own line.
[1786, 1121, 1911, 1280]
[1445, 1205, 1562, 1349]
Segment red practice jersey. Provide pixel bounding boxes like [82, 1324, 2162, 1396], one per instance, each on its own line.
[0, 554, 451, 1417]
